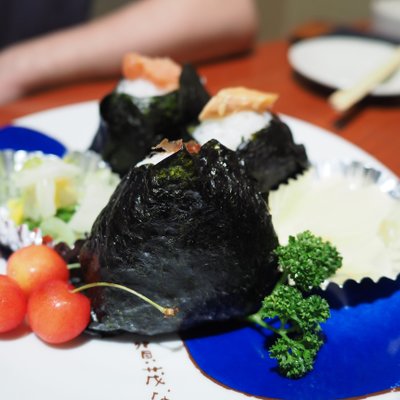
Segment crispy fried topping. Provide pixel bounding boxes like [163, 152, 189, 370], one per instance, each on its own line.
[153, 139, 184, 154]
[199, 87, 279, 120]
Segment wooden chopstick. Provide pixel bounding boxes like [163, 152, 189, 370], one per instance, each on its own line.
[328, 45, 400, 112]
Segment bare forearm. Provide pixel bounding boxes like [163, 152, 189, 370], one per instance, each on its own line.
[0, 0, 258, 104]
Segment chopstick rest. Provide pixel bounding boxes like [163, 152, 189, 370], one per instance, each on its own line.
[329, 45, 400, 112]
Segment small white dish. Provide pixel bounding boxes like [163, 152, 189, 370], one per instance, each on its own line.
[371, 0, 400, 41]
[288, 35, 400, 96]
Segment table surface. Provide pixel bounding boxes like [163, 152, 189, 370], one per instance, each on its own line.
[0, 39, 399, 175]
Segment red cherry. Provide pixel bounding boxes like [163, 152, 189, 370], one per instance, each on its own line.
[7, 245, 69, 295]
[27, 280, 91, 344]
[0, 275, 27, 333]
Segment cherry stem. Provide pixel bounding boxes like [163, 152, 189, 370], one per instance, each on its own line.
[67, 263, 81, 270]
[71, 282, 178, 317]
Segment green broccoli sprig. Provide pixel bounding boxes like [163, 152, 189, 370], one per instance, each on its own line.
[248, 230, 342, 379]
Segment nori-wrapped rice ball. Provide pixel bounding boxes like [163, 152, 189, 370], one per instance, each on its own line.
[89, 64, 210, 176]
[237, 114, 309, 193]
[79, 139, 279, 336]
[192, 88, 309, 195]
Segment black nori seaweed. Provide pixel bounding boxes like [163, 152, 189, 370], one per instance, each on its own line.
[237, 114, 309, 194]
[89, 92, 159, 176]
[177, 64, 210, 124]
[89, 64, 210, 176]
[79, 139, 279, 336]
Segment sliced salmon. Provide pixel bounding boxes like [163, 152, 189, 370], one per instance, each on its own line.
[199, 87, 279, 120]
[122, 52, 182, 91]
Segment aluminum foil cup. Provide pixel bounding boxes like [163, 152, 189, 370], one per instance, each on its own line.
[269, 160, 400, 306]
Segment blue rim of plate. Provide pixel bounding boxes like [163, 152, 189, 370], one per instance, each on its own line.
[0, 125, 66, 156]
[183, 278, 400, 400]
[1, 125, 399, 399]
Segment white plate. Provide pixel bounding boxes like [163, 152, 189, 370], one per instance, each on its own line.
[288, 35, 400, 96]
[1, 101, 397, 400]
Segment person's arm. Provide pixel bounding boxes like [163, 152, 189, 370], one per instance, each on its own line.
[0, 0, 258, 105]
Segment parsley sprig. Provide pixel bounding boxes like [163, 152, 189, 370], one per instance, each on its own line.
[248, 231, 342, 378]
